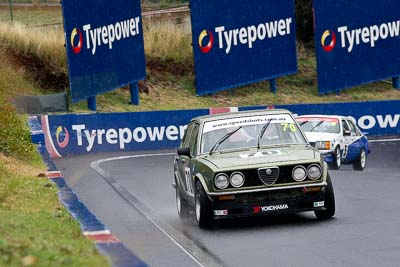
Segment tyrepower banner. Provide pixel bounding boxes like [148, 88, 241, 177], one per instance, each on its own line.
[190, 0, 297, 96]
[41, 109, 209, 158]
[277, 101, 400, 136]
[62, 0, 146, 102]
[313, 0, 400, 94]
[39, 101, 399, 158]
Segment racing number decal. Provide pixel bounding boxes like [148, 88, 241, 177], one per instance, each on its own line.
[184, 167, 194, 196]
[342, 145, 349, 159]
[281, 123, 296, 132]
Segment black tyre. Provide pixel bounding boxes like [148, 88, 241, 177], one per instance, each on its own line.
[175, 179, 190, 219]
[353, 148, 367, 171]
[330, 146, 341, 170]
[195, 181, 213, 228]
[314, 174, 335, 219]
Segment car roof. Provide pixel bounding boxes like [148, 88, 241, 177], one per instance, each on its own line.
[191, 109, 292, 123]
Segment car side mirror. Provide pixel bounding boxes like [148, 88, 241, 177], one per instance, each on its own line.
[343, 130, 351, 136]
[177, 147, 191, 157]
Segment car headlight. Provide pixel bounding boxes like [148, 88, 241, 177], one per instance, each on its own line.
[215, 173, 229, 189]
[292, 166, 307, 182]
[230, 172, 245, 188]
[307, 164, 322, 180]
[316, 141, 331, 150]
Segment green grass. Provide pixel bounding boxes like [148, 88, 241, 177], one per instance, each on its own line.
[0, 160, 109, 267]
[0, 6, 62, 26]
[0, 47, 44, 160]
[0, 48, 109, 266]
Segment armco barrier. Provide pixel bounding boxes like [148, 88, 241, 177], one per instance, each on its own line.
[35, 101, 400, 158]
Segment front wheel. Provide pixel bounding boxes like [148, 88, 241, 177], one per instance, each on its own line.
[176, 179, 190, 218]
[314, 174, 335, 220]
[353, 149, 367, 171]
[330, 146, 341, 170]
[195, 181, 213, 228]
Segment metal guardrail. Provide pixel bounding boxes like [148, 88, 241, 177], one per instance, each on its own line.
[143, 5, 189, 17]
[5, 4, 190, 29]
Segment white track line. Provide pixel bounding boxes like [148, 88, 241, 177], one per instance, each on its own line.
[93, 152, 176, 165]
[369, 138, 400, 143]
[91, 152, 221, 267]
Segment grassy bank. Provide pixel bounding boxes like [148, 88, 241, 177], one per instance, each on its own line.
[0, 48, 109, 266]
[0, 157, 109, 267]
[0, 22, 65, 70]
[0, 19, 398, 114]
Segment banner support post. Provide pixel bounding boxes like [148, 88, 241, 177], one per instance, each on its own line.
[269, 79, 277, 94]
[87, 96, 97, 111]
[9, 0, 13, 23]
[129, 82, 139, 105]
[393, 77, 400, 90]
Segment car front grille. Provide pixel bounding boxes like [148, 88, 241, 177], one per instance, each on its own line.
[258, 167, 279, 186]
[214, 164, 322, 190]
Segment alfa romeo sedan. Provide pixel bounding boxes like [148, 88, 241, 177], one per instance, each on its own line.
[173, 109, 335, 228]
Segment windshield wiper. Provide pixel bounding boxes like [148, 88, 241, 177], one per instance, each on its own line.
[309, 121, 324, 132]
[257, 119, 271, 150]
[209, 126, 242, 155]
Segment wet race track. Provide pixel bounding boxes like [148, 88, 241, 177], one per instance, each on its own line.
[55, 140, 400, 267]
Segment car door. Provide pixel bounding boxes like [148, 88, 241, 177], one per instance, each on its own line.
[176, 122, 199, 198]
[346, 119, 363, 162]
[341, 119, 352, 160]
[186, 123, 199, 197]
[176, 122, 193, 196]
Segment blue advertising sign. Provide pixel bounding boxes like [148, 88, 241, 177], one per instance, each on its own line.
[62, 0, 146, 102]
[38, 101, 399, 158]
[313, 0, 400, 94]
[190, 0, 297, 96]
[277, 101, 400, 136]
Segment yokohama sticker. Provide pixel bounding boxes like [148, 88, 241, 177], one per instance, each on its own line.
[253, 204, 289, 214]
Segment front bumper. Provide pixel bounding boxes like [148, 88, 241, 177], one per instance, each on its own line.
[210, 187, 326, 219]
[320, 150, 334, 163]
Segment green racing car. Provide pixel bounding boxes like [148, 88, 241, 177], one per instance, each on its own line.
[173, 109, 335, 228]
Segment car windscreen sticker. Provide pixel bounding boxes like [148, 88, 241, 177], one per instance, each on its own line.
[296, 117, 339, 123]
[203, 114, 294, 133]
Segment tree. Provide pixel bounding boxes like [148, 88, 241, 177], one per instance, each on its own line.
[295, 0, 314, 45]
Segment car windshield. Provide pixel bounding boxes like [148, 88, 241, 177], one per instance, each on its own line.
[201, 114, 307, 154]
[296, 117, 340, 134]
